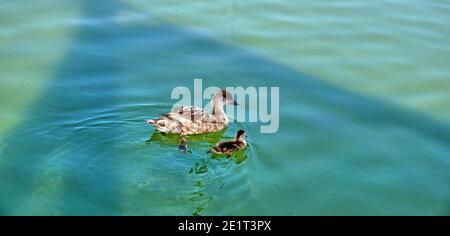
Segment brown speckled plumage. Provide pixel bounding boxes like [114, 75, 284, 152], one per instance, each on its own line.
[147, 90, 238, 135]
[211, 130, 247, 155]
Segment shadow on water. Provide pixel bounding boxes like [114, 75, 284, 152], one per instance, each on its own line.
[187, 150, 248, 216]
[0, 0, 131, 215]
[146, 130, 226, 146]
[146, 128, 248, 216]
[0, 0, 449, 215]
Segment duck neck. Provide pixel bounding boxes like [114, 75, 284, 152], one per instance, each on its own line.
[238, 138, 246, 145]
[236, 137, 247, 146]
[211, 98, 228, 124]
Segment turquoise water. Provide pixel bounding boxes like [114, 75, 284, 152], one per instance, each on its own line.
[0, 0, 449, 215]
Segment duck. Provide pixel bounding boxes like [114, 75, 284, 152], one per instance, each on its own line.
[211, 130, 247, 156]
[146, 89, 238, 136]
[178, 137, 189, 152]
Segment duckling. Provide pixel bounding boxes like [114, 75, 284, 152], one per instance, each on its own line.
[146, 89, 238, 135]
[211, 130, 247, 156]
[178, 137, 188, 152]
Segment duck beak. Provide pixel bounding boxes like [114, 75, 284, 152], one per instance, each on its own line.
[233, 100, 239, 106]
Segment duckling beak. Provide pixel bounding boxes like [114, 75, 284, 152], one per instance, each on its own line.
[233, 100, 239, 106]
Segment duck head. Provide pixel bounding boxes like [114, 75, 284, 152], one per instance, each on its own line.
[213, 89, 239, 106]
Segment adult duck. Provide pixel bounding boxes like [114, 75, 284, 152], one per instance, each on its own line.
[146, 89, 238, 135]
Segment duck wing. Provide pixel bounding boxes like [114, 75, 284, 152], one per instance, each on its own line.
[214, 141, 242, 153]
[168, 106, 210, 123]
[148, 106, 211, 133]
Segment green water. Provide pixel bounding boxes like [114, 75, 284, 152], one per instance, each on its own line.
[0, 0, 449, 215]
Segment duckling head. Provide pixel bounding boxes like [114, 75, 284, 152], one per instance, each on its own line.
[235, 130, 247, 141]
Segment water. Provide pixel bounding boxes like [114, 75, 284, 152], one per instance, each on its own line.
[0, 0, 449, 215]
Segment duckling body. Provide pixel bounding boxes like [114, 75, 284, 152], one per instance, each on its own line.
[211, 130, 247, 155]
[147, 90, 238, 135]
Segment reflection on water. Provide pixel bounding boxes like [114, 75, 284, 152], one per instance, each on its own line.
[189, 159, 214, 216]
[147, 127, 249, 216]
[146, 129, 226, 146]
[188, 154, 249, 216]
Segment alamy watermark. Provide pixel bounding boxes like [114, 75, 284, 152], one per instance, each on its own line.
[171, 79, 279, 133]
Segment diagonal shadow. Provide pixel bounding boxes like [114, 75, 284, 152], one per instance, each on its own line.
[0, 0, 131, 215]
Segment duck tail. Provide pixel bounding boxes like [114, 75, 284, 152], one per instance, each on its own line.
[147, 119, 169, 133]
